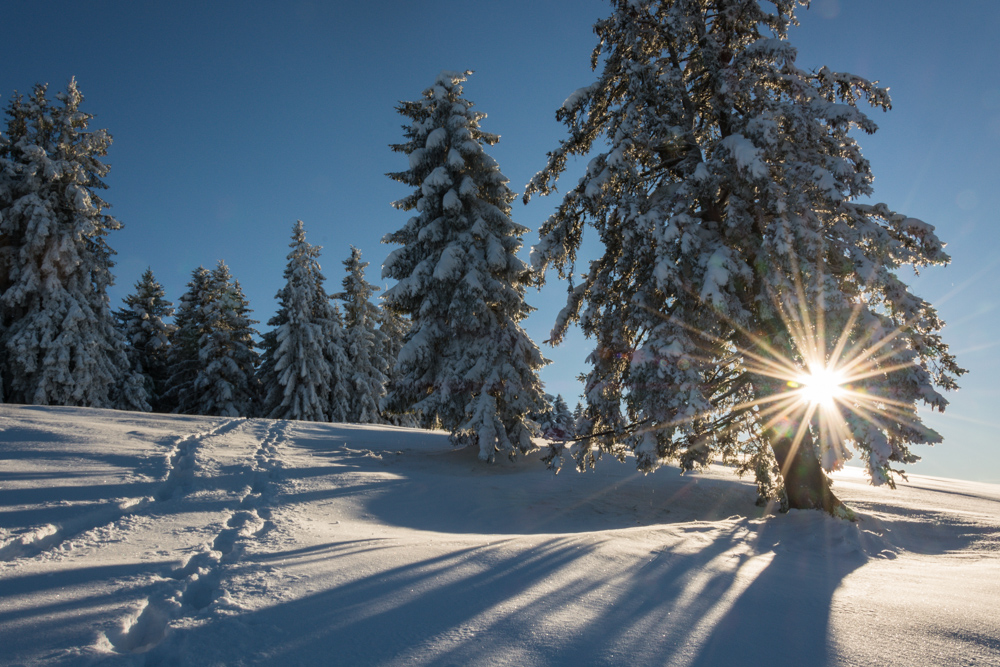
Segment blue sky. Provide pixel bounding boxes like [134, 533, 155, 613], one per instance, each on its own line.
[3, 1, 998, 482]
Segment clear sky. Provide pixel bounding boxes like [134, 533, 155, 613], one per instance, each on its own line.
[3, 1, 998, 482]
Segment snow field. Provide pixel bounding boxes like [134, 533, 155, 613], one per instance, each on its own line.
[1, 405, 998, 666]
[0, 411, 288, 663]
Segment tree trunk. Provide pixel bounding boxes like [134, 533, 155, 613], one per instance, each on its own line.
[766, 425, 855, 520]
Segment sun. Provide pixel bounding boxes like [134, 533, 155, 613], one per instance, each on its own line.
[790, 365, 847, 408]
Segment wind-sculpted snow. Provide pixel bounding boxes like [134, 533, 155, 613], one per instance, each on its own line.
[0, 406, 998, 666]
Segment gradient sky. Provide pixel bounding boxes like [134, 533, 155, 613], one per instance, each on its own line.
[3, 1, 998, 482]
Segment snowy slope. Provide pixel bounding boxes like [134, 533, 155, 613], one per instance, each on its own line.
[1, 405, 997, 666]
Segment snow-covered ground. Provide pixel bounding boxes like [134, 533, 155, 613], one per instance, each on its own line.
[1, 405, 998, 666]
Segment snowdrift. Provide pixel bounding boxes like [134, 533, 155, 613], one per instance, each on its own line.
[1, 405, 997, 666]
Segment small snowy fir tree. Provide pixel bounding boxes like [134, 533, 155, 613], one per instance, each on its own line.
[572, 401, 587, 437]
[164, 263, 260, 417]
[194, 262, 260, 417]
[323, 294, 353, 424]
[532, 393, 574, 440]
[531, 393, 556, 438]
[336, 246, 387, 424]
[163, 266, 213, 414]
[115, 268, 175, 411]
[550, 394, 575, 440]
[259, 221, 340, 422]
[383, 70, 548, 461]
[0, 80, 146, 410]
[524, 0, 964, 515]
[378, 300, 418, 427]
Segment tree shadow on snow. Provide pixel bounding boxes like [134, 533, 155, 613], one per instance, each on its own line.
[5, 418, 984, 666]
[286, 434, 768, 535]
[148, 502, 995, 667]
[0, 561, 185, 664]
[141, 527, 756, 666]
[151, 433, 996, 667]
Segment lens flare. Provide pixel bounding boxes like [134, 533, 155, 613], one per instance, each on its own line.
[604, 217, 943, 497]
[791, 366, 846, 407]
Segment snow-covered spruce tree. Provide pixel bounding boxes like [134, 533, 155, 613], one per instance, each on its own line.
[163, 266, 213, 414]
[524, 1, 964, 515]
[531, 392, 557, 439]
[115, 268, 175, 411]
[0, 80, 146, 409]
[195, 262, 260, 417]
[533, 393, 575, 440]
[164, 263, 260, 417]
[378, 300, 418, 427]
[550, 394, 575, 440]
[259, 221, 338, 421]
[383, 70, 548, 461]
[336, 246, 388, 424]
[572, 401, 587, 436]
[324, 297, 353, 424]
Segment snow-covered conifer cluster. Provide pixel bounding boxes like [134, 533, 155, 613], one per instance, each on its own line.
[533, 393, 576, 441]
[163, 262, 260, 417]
[130, 228, 405, 423]
[196, 263, 260, 417]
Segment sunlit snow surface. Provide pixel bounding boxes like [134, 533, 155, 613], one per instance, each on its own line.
[1, 405, 997, 666]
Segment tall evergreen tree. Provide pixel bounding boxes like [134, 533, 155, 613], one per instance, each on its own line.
[116, 268, 175, 411]
[0, 80, 146, 409]
[259, 221, 339, 422]
[383, 70, 548, 461]
[337, 246, 387, 424]
[524, 0, 964, 514]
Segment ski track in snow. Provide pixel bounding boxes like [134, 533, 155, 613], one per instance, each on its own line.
[105, 419, 290, 656]
[0, 418, 246, 563]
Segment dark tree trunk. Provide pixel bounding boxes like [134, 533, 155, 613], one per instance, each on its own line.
[766, 426, 855, 520]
